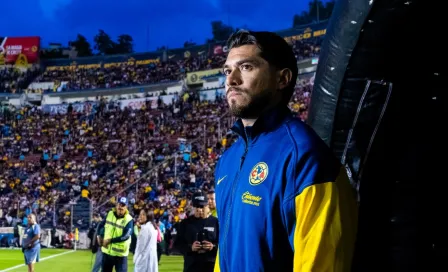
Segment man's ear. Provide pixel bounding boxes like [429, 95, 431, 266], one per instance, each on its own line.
[277, 68, 293, 90]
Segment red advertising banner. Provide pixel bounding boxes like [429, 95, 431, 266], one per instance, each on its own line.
[213, 44, 228, 55]
[0, 36, 40, 65]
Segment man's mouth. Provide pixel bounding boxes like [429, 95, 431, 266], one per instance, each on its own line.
[227, 92, 242, 99]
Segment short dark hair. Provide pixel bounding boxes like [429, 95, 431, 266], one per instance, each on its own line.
[226, 30, 298, 103]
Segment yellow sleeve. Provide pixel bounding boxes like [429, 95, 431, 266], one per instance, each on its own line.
[212, 209, 218, 218]
[214, 248, 221, 272]
[292, 170, 358, 272]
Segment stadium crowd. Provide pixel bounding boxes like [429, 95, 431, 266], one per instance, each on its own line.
[289, 74, 314, 121]
[292, 38, 321, 61]
[0, 39, 320, 93]
[0, 75, 314, 231]
[0, 34, 317, 257]
[34, 53, 227, 92]
[0, 91, 233, 231]
[0, 67, 40, 93]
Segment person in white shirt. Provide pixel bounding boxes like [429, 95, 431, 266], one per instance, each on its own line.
[133, 209, 158, 272]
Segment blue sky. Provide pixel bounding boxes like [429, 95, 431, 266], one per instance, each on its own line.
[2, 0, 312, 52]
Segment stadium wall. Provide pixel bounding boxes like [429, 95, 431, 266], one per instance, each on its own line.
[40, 87, 224, 114]
[0, 226, 53, 248]
[0, 226, 91, 249]
[1, 96, 22, 107]
[40, 82, 183, 104]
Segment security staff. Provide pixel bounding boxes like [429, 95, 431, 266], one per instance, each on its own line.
[100, 197, 134, 272]
[175, 192, 219, 272]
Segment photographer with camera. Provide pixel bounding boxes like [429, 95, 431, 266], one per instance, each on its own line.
[175, 192, 219, 272]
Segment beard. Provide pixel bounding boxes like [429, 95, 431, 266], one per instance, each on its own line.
[228, 89, 274, 119]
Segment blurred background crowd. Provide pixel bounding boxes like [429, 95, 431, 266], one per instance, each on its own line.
[0, 27, 319, 249]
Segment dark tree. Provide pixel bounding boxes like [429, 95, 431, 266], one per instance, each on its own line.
[115, 34, 134, 54]
[94, 30, 116, 55]
[293, 0, 335, 27]
[69, 34, 93, 57]
[209, 21, 234, 43]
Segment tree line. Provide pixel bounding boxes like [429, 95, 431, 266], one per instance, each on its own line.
[41, 0, 334, 59]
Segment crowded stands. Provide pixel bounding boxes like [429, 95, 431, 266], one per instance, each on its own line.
[33, 54, 227, 92]
[0, 67, 40, 93]
[0, 90, 234, 230]
[289, 73, 314, 121]
[0, 80, 313, 232]
[0, 24, 321, 242]
[1, 35, 322, 94]
[292, 38, 321, 61]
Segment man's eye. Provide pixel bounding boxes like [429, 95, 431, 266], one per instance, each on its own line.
[240, 64, 252, 71]
[223, 69, 231, 76]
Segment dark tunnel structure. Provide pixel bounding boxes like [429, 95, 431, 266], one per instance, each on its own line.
[308, 0, 445, 271]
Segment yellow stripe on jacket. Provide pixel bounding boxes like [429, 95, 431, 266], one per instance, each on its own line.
[214, 248, 221, 272]
[293, 169, 358, 272]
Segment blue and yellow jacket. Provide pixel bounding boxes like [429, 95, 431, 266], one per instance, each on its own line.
[214, 107, 358, 272]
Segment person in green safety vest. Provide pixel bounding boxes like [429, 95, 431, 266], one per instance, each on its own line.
[100, 197, 134, 272]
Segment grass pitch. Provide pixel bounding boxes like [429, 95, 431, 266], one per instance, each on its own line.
[0, 248, 183, 272]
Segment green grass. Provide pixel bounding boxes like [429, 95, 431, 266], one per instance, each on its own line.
[0, 249, 183, 272]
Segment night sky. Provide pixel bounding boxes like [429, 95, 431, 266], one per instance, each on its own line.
[2, 0, 314, 52]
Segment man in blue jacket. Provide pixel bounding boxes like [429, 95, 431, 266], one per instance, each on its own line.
[214, 30, 358, 272]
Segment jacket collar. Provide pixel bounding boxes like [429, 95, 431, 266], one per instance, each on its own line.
[231, 106, 292, 144]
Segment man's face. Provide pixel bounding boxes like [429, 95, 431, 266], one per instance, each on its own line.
[223, 44, 279, 119]
[138, 209, 147, 224]
[116, 203, 127, 217]
[27, 214, 35, 225]
[207, 193, 216, 210]
[194, 205, 209, 219]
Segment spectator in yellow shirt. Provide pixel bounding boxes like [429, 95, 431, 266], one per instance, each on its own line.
[81, 189, 89, 198]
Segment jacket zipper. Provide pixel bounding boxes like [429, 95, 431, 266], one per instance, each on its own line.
[222, 143, 248, 270]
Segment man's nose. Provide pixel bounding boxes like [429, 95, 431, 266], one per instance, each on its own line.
[226, 69, 242, 87]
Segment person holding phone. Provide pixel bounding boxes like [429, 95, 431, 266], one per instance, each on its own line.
[175, 191, 219, 272]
